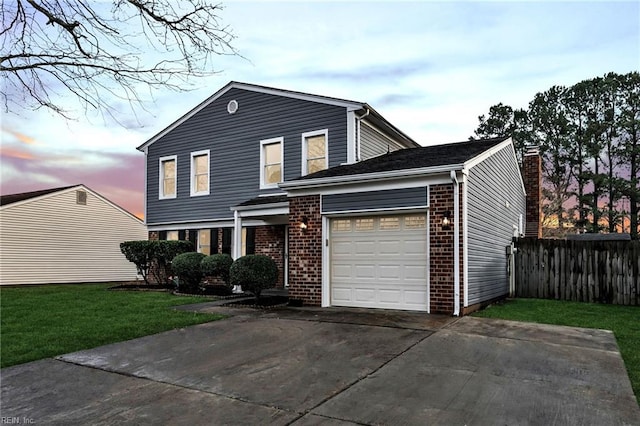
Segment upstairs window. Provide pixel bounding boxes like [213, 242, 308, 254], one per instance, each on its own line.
[190, 150, 210, 196]
[260, 137, 283, 189]
[159, 155, 177, 199]
[302, 129, 328, 175]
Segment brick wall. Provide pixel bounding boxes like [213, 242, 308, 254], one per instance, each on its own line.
[523, 148, 542, 238]
[288, 195, 322, 305]
[255, 225, 285, 288]
[429, 184, 464, 314]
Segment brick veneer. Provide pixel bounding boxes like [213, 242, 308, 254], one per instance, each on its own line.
[255, 225, 285, 288]
[288, 195, 323, 305]
[523, 148, 542, 238]
[429, 184, 464, 315]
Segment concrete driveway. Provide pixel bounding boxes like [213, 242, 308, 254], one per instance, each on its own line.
[2, 306, 638, 425]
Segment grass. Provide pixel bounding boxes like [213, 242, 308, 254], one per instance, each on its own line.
[0, 283, 223, 368]
[473, 298, 640, 404]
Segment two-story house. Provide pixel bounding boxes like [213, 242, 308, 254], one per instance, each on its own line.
[138, 81, 535, 315]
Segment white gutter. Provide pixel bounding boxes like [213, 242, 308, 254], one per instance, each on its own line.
[451, 170, 460, 317]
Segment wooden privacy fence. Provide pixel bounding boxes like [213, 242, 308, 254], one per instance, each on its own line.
[513, 238, 639, 305]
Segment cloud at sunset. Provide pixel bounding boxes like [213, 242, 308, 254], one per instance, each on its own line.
[1, 144, 145, 219]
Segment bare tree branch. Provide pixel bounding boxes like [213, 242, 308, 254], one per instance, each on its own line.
[0, 0, 238, 120]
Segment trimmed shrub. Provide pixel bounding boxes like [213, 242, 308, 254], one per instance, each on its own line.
[120, 240, 193, 285]
[230, 255, 278, 301]
[170, 252, 205, 293]
[120, 241, 154, 285]
[201, 253, 233, 286]
[154, 240, 193, 284]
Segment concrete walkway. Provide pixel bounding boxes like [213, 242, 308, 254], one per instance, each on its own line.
[2, 306, 638, 425]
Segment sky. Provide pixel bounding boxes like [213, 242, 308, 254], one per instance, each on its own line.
[1, 1, 638, 219]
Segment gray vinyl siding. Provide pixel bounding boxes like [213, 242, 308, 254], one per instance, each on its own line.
[360, 121, 406, 160]
[146, 88, 348, 224]
[322, 188, 428, 213]
[466, 145, 526, 305]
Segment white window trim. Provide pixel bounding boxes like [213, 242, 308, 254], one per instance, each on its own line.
[301, 129, 328, 176]
[260, 137, 284, 189]
[190, 150, 210, 197]
[158, 155, 177, 200]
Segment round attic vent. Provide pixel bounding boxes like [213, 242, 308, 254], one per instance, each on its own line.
[227, 99, 238, 114]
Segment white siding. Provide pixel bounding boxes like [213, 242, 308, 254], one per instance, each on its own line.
[360, 121, 405, 160]
[0, 188, 147, 285]
[466, 145, 526, 305]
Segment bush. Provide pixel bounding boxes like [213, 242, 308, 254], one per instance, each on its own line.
[201, 253, 233, 286]
[171, 252, 206, 293]
[120, 240, 193, 285]
[230, 255, 278, 301]
[120, 241, 154, 285]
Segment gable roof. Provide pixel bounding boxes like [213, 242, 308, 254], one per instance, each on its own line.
[0, 185, 76, 206]
[294, 136, 510, 181]
[136, 81, 419, 151]
[0, 184, 143, 223]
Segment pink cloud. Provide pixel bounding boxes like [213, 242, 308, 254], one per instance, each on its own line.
[1, 148, 145, 219]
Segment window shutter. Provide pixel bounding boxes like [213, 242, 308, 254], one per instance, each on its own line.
[246, 227, 256, 255]
[188, 229, 198, 251]
[178, 230, 186, 241]
[211, 229, 219, 254]
[222, 228, 232, 255]
[159, 230, 167, 240]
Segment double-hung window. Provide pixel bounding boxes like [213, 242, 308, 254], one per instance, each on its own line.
[302, 129, 328, 175]
[260, 137, 283, 189]
[190, 150, 210, 196]
[159, 155, 177, 199]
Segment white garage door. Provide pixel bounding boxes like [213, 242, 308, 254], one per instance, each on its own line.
[330, 214, 428, 311]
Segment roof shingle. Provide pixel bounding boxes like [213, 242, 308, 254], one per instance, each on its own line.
[297, 137, 509, 181]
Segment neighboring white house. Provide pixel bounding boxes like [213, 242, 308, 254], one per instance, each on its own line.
[0, 184, 147, 285]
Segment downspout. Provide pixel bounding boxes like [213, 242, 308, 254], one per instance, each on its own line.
[450, 170, 460, 316]
[355, 108, 370, 161]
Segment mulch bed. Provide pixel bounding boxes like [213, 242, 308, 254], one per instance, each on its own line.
[224, 295, 289, 309]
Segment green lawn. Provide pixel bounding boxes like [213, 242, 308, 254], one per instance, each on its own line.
[473, 298, 640, 404]
[0, 284, 223, 368]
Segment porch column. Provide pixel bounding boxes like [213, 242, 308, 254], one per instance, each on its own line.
[232, 210, 243, 293]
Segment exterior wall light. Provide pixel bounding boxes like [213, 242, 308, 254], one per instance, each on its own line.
[300, 216, 309, 230]
[442, 211, 452, 230]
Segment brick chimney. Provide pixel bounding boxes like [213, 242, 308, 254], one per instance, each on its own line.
[523, 146, 542, 238]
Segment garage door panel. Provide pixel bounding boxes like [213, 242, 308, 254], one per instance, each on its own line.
[332, 241, 353, 256]
[378, 289, 402, 304]
[330, 214, 428, 312]
[354, 265, 375, 279]
[379, 240, 402, 254]
[354, 288, 375, 302]
[332, 264, 353, 279]
[355, 241, 376, 255]
[404, 265, 428, 280]
[378, 264, 401, 279]
[332, 287, 352, 303]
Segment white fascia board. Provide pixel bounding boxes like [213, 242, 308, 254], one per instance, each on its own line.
[137, 82, 363, 151]
[280, 164, 464, 192]
[463, 137, 526, 195]
[235, 205, 289, 217]
[463, 138, 512, 170]
[285, 173, 453, 197]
